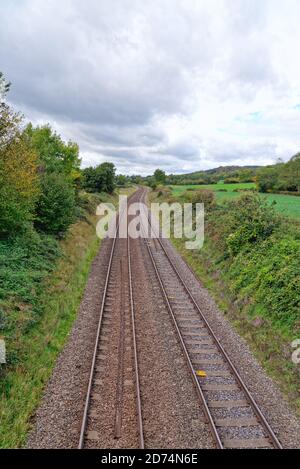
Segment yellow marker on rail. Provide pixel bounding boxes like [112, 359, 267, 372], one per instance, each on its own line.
[196, 370, 207, 377]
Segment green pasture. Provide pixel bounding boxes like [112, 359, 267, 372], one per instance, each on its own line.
[169, 184, 300, 219]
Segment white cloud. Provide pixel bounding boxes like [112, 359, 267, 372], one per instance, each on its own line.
[0, 0, 300, 175]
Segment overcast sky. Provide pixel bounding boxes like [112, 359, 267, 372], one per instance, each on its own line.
[1, 0, 300, 175]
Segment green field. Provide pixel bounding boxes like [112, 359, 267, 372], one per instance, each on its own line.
[169, 183, 300, 219]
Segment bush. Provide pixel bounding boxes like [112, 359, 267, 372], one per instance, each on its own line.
[223, 177, 240, 184]
[183, 189, 215, 208]
[76, 191, 104, 215]
[35, 173, 76, 236]
[0, 228, 60, 333]
[214, 194, 279, 256]
[229, 236, 300, 328]
[156, 186, 171, 197]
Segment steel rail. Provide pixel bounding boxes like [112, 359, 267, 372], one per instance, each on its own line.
[142, 198, 282, 449]
[128, 233, 145, 448]
[140, 201, 223, 449]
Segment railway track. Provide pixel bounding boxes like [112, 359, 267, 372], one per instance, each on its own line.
[78, 189, 144, 449]
[79, 186, 282, 449]
[139, 190, 282, 450]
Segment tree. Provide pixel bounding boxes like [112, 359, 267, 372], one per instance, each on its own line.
[130, 175, 143, 185]
[25, 124, 81, 182]
[148, 177, 157, 190]
[100, 162, 116, 193]
[82, 162, 116, 193]
[256, 165, 281, 193]
[256, 154, 300, 193]
[281, 153, 300, 192]
[0, 73, 21, 150]
[0, 72, 10, 101]
[154, 169, 166, 184]
[0, 74, 39, 235]
[35, 172, 75, 236]
[0, 134, 40, 235]
[116, 174, 128, 187]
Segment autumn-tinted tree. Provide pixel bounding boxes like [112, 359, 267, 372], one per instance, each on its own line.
[0, 134, 39, 233]
[0, 75, 39, 234]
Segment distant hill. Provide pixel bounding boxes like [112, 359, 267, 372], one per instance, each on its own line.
[176, 165, 261, 177]
[165, 165, 262, 185]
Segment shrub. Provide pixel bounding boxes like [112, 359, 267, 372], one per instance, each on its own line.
[229, 236, 300, 328]
[215, 194, 279, 256]
[0, 227, 60, 333]
[156, 186, 171, 197]
[223, 177, 240, 184]
[183, 189, 215, 208]
[35, 173, 76, 236]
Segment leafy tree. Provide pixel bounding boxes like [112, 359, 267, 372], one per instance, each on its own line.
[35, 172, 76, 236]
[0, 74, 21, 150]
[281, 153, 300, 192]
[0, 74, 39, 235]
[116, 174, 128, 187]
[100, 162, 116, 193]
[256, 165, 281, 193]
[148, 177, 157, 190]
[0, 133, 40, 235]
[239, 169, 255, 183]
[129, 175, 143, 185]
[82, 162, 116, 193]
[25, 124, 81, 182]
[154, 169, 166, 184]
[24, 124, 82, 235]
[0, 72, 10, 100]
[257, 154, 300, 193]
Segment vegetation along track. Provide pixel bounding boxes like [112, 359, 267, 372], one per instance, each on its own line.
[78, 188, 144, 449]
[139, 189, 282, 450]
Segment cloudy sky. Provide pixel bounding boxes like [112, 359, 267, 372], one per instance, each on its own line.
[1, 0, 300, 175]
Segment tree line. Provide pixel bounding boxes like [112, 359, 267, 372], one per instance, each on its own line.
[0, 73, 122, 238]
[257, 155, 300, 194]
[132, 158, 300, 194]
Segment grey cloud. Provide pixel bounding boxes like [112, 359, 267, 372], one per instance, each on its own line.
[156, 141, 201, 161]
